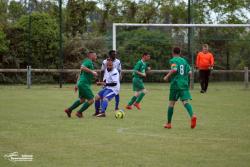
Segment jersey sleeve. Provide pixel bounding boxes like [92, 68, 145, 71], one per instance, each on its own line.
[117, 60, 122, 72]
[101, 60, 106, 71]
[133, 61, 141, 72]
[169, 60, 177, 71]
[210, 53, 214, 66]
[81, 59, 91, 68]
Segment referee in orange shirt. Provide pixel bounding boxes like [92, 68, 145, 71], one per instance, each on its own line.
[196, 44, 214, 93]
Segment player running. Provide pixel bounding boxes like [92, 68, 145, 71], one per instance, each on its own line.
[126, 53, 151, 110]
[100, 50, 121, 111]
[94, 60, 120, 117]
[163, 47, 197, 129]
[64, 51, 98, 118]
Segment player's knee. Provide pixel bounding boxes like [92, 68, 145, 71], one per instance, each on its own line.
[88, 99, 94, 105]
[142, 89, 147, 94]
[169, 101, 175, 107]
[182, 100, 188, 105]
[79, 98, 85, 103]
[95, 95, 100, 101]
[103, 97, 109, 102]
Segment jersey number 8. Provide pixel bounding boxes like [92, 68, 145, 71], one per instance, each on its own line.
[180, 65, 184, 75]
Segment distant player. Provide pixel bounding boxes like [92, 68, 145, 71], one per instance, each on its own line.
[64, 51, 98, 118]
[100, 50, 122, 111]
[163, 47, 197, 129]
[196, 44, 214, 93]
[94, 60, 120, 117]
[126, 53, 151, 110]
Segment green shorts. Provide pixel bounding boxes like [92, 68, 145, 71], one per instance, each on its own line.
[132, 77, 145, 91]
[77, 83, 94, 100]
[169, 89, 192, 101]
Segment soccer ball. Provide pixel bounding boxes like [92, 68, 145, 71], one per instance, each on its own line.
[115, 110, 125, 119]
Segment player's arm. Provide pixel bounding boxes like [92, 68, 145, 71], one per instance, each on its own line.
[134, 63, 146, 77]
[209, 53, 215, 69]
[74, 72, 80, 92]
[118, 62, 122, 80]
[196, 53, 200, 69]
[163, 69, 177, 81]
[80, 65, 97, 77]
[100, 60, 106, 80]
[163, 63, 177, 81]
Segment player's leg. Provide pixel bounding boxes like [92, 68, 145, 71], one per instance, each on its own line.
[181, 90, 197, 129]
[126, 91, 139, 110]
[76, 86, 95, 118]
[204, 70, 211, 92]
[199, 70, 205, 93]
[97, 89, 116, 117]
[93, 89, 106, 116]
[126, 77, 140, 109]
[164, 100, 176, 129]
[164, 89, 179, 129]
[114, 94, 120, 110]
[134, 89, 147, 110]
[64, 84, 85, 117]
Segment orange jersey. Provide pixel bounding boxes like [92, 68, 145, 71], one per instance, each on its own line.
[196, 51, 214, 70]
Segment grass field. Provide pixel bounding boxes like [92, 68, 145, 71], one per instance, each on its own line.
[0, 83, 250, 167]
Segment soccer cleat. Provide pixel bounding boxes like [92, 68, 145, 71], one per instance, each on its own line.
[75, 112, 83, 118]
[200, 90, 205, 93]
[92, 112, 100, 116]
[125, 105, 132, 110]
[64, 109, 72, 118]
[164, 123, 172, 129]
[133, 103, 141, 110]
[191, 115, 197, 129]
[96, 113, 106, 117]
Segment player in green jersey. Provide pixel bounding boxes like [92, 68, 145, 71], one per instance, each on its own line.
[126, 53, 151, 110]
[64, 51, 98, 118]
[163, 47, 197, 129]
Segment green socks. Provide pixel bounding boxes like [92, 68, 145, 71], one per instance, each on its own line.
[128, 96, 137, 106]
[167, 107, 174, 123]
[184, 103, 193, 118]
[78, 102, 90, 113]
[68, 99, 82, 111]
[135, 92, 145, 103]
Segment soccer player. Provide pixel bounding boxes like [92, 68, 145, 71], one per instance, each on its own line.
[163, 47, 197, 129]
[64, 51, 98, 118]
[94, 60, 120, 117]
[196, 44, 214, 93]
[101, 50, 122, 111]
[126, 53, 151, 110]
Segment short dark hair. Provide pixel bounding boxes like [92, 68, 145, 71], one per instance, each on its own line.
[142, 52, 149, 56]
[109, 50, 116, 56]
[173, 47, 181, 54]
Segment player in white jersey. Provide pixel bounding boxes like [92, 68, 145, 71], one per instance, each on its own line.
[95, 60, 120, 117]
[101, 50, 121, 111]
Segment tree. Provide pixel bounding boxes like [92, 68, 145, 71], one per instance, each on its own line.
[16, 12, 59, 68]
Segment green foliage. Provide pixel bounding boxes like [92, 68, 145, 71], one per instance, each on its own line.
[117, 28, 172, 69]
[0, 28, 8, 55]
[8, 1, 26, 23]
[16, 12, 59, 68]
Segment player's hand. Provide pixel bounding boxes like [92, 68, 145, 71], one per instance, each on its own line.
[163, 75, 168, 81]
[92, 71, 98, 77]
[141, 73, 146, 77]
[74, 85, 78, 93]
[96, 81, 104, 86]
